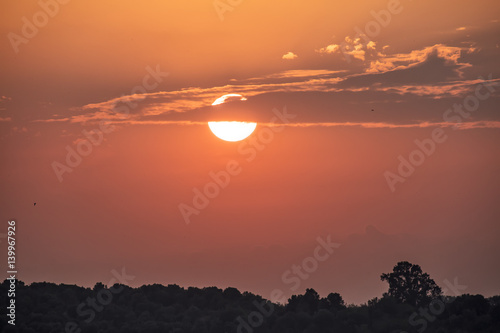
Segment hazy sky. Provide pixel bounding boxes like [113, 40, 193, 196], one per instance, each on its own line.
[1, 0, 499, 304]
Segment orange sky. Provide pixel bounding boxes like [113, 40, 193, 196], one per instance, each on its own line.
[1, 0, 499, 304]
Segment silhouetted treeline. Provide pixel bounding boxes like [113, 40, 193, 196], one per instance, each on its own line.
[1, 280, 499, 333]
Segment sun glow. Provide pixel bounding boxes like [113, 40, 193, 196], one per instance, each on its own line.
[208, 121, 257, 142]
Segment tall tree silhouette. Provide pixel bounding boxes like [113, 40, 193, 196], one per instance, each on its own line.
[381, 261, 441, 306]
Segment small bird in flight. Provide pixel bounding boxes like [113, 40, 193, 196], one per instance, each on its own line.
[34, 202, 36, 206]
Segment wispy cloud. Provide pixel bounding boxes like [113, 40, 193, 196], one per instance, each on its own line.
[275, 120, 500, 130]
[107, 119, 500, 131]
[366, 44, 473, 74]
[35, 43, 498, 130]
[33, 118, 71, 123]
[371, 78, 500, 99]
[237, 69, 345, 82]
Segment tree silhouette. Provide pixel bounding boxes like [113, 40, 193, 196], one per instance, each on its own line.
[322, 292, 345, 312]
[286, 288, 320, 314]
[381, 261, 442, 306]
[2, 276, 500, 332]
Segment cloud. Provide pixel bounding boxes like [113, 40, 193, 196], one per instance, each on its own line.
[33, 118, 71, 123]
[282, 52, 298, 60]
[35, 40, 499, 129]
[373, 78, 500, 98]
[337, 45, 486, 93]
[317, 34, 475, 79]
[366, 44, 472, 75]
[235, 69, 346, 84]
[317, 44, 339, 54]
[64, 75, 346, 124]
[50, 67, 498, 125]
[0, 117, 12, 122]
[212, 93, 247, 106]
[317, 34, 378, 61]
[253, 120, 500, 130]
[46, 69, 498, 125]
[105, 119, 500, 131]
[105, 120, 207, 126]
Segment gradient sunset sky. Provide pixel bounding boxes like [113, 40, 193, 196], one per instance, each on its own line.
[1, 0, 499, 304]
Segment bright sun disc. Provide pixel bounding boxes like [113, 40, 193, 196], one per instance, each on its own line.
[208, 121, 257, 142]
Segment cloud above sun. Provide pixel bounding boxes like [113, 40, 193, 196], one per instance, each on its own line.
[31, 23, 500, 132]
[282, 52, 298, 60]
[365, 44, 474, 74]
[317, 35, 377, 61]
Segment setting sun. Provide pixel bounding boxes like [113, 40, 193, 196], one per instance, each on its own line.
[208, 121, 257, 142]
[209, 93, 256, 141]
